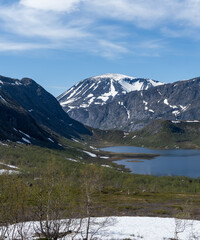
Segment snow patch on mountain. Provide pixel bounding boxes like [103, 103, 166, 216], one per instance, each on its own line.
[19, 130, 31, 139]
[0, 95, 7, 103]
[22, 137, 31, 144]
[97, 79, 118, 102]
[180, 104, 191, 112]
[172, 110, 180, 116]
[164, 99, 178, 109]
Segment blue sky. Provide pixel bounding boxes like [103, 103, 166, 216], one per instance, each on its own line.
[1, 0, 200, 96]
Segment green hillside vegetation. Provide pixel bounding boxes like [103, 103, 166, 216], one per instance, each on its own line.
[86, 120, 200, 149]
[0, 142, 200, 227]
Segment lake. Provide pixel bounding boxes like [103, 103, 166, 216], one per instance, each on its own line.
[101, 146, 200, 178]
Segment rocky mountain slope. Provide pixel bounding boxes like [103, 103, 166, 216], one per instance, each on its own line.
[58, 73, 164, 113]
[58, 75, 200, 132]
[0, 75, 91, 146]
[0, 87, 59, 147]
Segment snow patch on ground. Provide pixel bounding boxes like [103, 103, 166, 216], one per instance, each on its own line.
[83, 151, 97, 158]
[72, 138, 80, 143]
[0, 142, 8, 146]
[186, 120, 200, 123]
[101, 165, 112, 168]
[172, 121, 181, 124]
[0, 169, 20, 175]
[67, 158, 79, 163]
[90, 146, 97, 150]
[0, 162, 19, 169]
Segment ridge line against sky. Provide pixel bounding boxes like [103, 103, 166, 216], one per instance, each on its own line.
[0, 0, 200, 96]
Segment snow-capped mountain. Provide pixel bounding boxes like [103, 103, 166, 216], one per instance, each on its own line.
[58, 75, 200, 132]
[58, 73, 164, 111]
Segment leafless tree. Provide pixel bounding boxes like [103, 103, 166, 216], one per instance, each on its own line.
[79, 165, 114, 240]
[32, 160, 82, 240]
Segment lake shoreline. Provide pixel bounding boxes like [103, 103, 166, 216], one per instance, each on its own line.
[96, 142, 200, 150]
[101, 151, 159, 161]
[101, 146, 200, 178]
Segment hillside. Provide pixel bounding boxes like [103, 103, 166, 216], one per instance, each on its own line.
[86, 119, 200, 149]
[0, 88, 60, 148]
[0, 75, 91, 142]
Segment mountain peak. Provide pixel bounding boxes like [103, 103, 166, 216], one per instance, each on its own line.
[90, 73, 136, 81]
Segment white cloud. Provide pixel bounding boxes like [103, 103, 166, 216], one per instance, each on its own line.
[0, 4, 90, 40]
[20, 0, 83, 13]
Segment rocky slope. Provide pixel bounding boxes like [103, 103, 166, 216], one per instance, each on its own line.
[58, 75, 200, 132]
[0, 87, 59, 147]
[0, 75, 91, 146]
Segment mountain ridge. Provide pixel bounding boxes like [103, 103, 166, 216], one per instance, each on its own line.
[58, 74, 200, 132]
[58, 73, 164, 113]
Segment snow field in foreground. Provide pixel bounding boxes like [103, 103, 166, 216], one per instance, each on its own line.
[2, 216, 200, 240]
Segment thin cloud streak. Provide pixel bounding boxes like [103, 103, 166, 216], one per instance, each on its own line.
[20, 0, 84, 13]
[0, 40, 58, 52]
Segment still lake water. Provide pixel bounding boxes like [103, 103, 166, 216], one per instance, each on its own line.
[101, 146, 200, 178]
